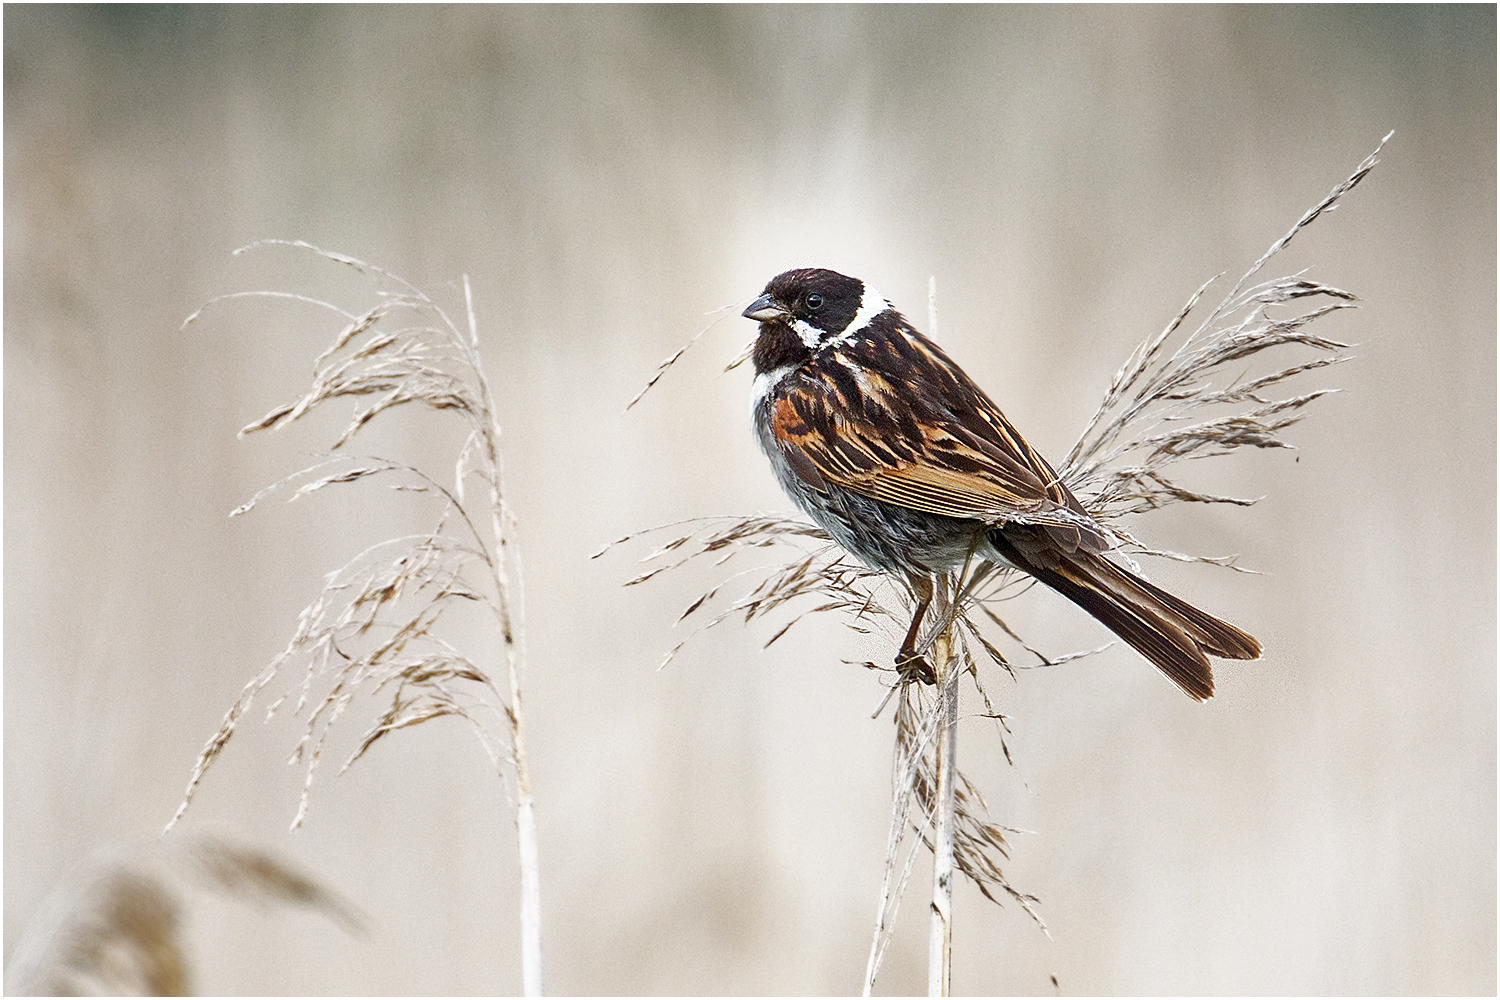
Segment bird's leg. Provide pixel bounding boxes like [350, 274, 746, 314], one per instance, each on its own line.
[895, 574, 937, 685]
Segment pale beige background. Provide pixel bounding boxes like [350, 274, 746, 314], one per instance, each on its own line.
[6, 6, 1494, 995]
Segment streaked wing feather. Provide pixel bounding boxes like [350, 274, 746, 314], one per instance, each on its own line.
[769, 334, 1071, 524]
[850, 463, 1041, 520]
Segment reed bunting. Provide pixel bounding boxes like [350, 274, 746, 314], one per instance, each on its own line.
[743, 268, 1260, 699]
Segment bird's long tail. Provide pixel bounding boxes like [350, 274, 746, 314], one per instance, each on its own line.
[988, 528, 1261, 700]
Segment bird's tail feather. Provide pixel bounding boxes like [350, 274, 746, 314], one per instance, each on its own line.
[989, 530, 1261, 701]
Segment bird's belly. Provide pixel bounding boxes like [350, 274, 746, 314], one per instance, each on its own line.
[792, 477, 986, 576]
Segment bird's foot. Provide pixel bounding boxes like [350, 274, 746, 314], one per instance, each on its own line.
[895, 649, 936, 686]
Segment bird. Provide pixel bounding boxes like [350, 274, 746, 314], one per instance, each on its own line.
[742, 267, 1260, 699]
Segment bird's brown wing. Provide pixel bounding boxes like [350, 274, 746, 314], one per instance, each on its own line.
[769, 328, 1101, 546]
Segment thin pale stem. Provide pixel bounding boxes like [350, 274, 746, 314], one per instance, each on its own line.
[463, 276, 543, 997]
[490, 475, 541, 996]
[516, 794, 542, 996]
[927, 576, 957, 998]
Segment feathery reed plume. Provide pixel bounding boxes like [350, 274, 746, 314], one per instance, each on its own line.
[3, 835, 359, 996]
[605, 134, 1385, 994]
[171, 242, 543, 994]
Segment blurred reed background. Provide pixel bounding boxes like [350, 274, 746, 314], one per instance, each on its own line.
[5, 5, 1494, 995]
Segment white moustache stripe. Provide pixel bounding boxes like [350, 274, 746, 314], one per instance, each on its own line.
[790, 318, 823, 350]
[831, 286, 892, 345]
[751, 364, 798, 411]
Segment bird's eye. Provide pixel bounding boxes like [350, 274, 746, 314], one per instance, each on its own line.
[805, 292, 824, 311]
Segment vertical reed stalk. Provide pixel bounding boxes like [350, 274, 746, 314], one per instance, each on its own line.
[927, 576, 957, 998]
[467, 278, 543, 996]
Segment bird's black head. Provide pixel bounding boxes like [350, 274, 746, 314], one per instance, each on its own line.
[743, 268, 891, 374]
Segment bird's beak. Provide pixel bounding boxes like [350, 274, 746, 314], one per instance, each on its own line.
[742, 294, 789, 322]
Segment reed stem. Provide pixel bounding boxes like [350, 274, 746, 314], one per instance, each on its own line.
[927, 577, 957, 998]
